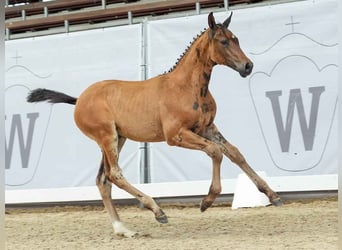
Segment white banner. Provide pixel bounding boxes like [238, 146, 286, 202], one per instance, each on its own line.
[5, 0, 338, 200]
[5, 25, 143, 189]
[148, 0, 338, 182]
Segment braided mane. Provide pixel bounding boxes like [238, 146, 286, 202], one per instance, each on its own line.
[164, 28, 208, 74]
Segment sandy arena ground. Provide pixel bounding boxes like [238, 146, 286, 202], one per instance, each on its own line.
[5, 197, 337, 250]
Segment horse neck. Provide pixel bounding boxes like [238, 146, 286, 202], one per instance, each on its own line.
[168, 31, 215, 96]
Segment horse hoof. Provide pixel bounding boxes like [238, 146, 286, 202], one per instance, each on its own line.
[113, 221, 139, 238]
[115, 231, 139, 238]
[155, 210, 168, 224]
[200, 200, 209, 212]
[271, 197, 283, 207]
[120, 231, 139, 238]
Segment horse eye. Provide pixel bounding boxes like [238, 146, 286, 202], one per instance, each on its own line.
[220, 40, 229, 46]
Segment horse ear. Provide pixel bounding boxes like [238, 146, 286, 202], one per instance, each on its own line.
[223, 12, 233, 28]
[208, 12, 217, 31]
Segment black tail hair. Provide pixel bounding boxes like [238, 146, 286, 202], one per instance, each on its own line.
[27, 88, 77, 105]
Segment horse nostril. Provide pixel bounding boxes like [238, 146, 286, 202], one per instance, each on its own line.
[245, 62, 253, 73]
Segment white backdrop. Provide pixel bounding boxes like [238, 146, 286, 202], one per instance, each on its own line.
[5, 0, 338, 203]
[148, 0, 338, 182]
[5, 25, 143, 189]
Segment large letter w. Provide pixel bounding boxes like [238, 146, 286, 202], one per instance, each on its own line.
[265, 86, 325, 152]
[5, 113, 39, 169]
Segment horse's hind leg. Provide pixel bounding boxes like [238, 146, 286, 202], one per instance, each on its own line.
[99, 126, 167, 234]
[96, 136, 138, 238]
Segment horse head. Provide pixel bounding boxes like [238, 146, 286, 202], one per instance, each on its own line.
[207, 12, 253, 78]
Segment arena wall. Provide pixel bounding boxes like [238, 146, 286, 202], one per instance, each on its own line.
[5, 0, 338, 203]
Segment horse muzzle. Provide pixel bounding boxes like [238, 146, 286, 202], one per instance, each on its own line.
[238, 61, 253, 78]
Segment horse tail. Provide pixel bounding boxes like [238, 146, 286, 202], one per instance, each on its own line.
[27, 88, 77, 105]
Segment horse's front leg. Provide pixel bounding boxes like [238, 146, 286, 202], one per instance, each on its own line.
[168, 129, 223, 212]
[202, 124, 282, 207]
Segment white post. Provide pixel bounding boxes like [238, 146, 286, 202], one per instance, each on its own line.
[196, 2, 200, 15]
[5, 28, 9, 40]
[338, 1, 342, 246]
[21, 9, 26, 21]
[224, 0, 229, 11]
[44, 6, 48, 17]
[128, 11, 133, 25]
[102, 0, 106, 9]
[64, 20, 69, 33]
[0, 2, 5, 249]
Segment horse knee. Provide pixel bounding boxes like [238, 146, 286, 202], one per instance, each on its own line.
[205, 144, 223, 162]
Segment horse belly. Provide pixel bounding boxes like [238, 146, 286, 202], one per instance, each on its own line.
[111, 97, 164, 142]
[115, 116, 165, 142]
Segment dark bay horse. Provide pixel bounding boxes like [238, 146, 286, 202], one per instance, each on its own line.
[27, 12, 282, 237]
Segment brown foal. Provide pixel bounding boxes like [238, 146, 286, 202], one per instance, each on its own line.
[27, 12, 282, 237]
